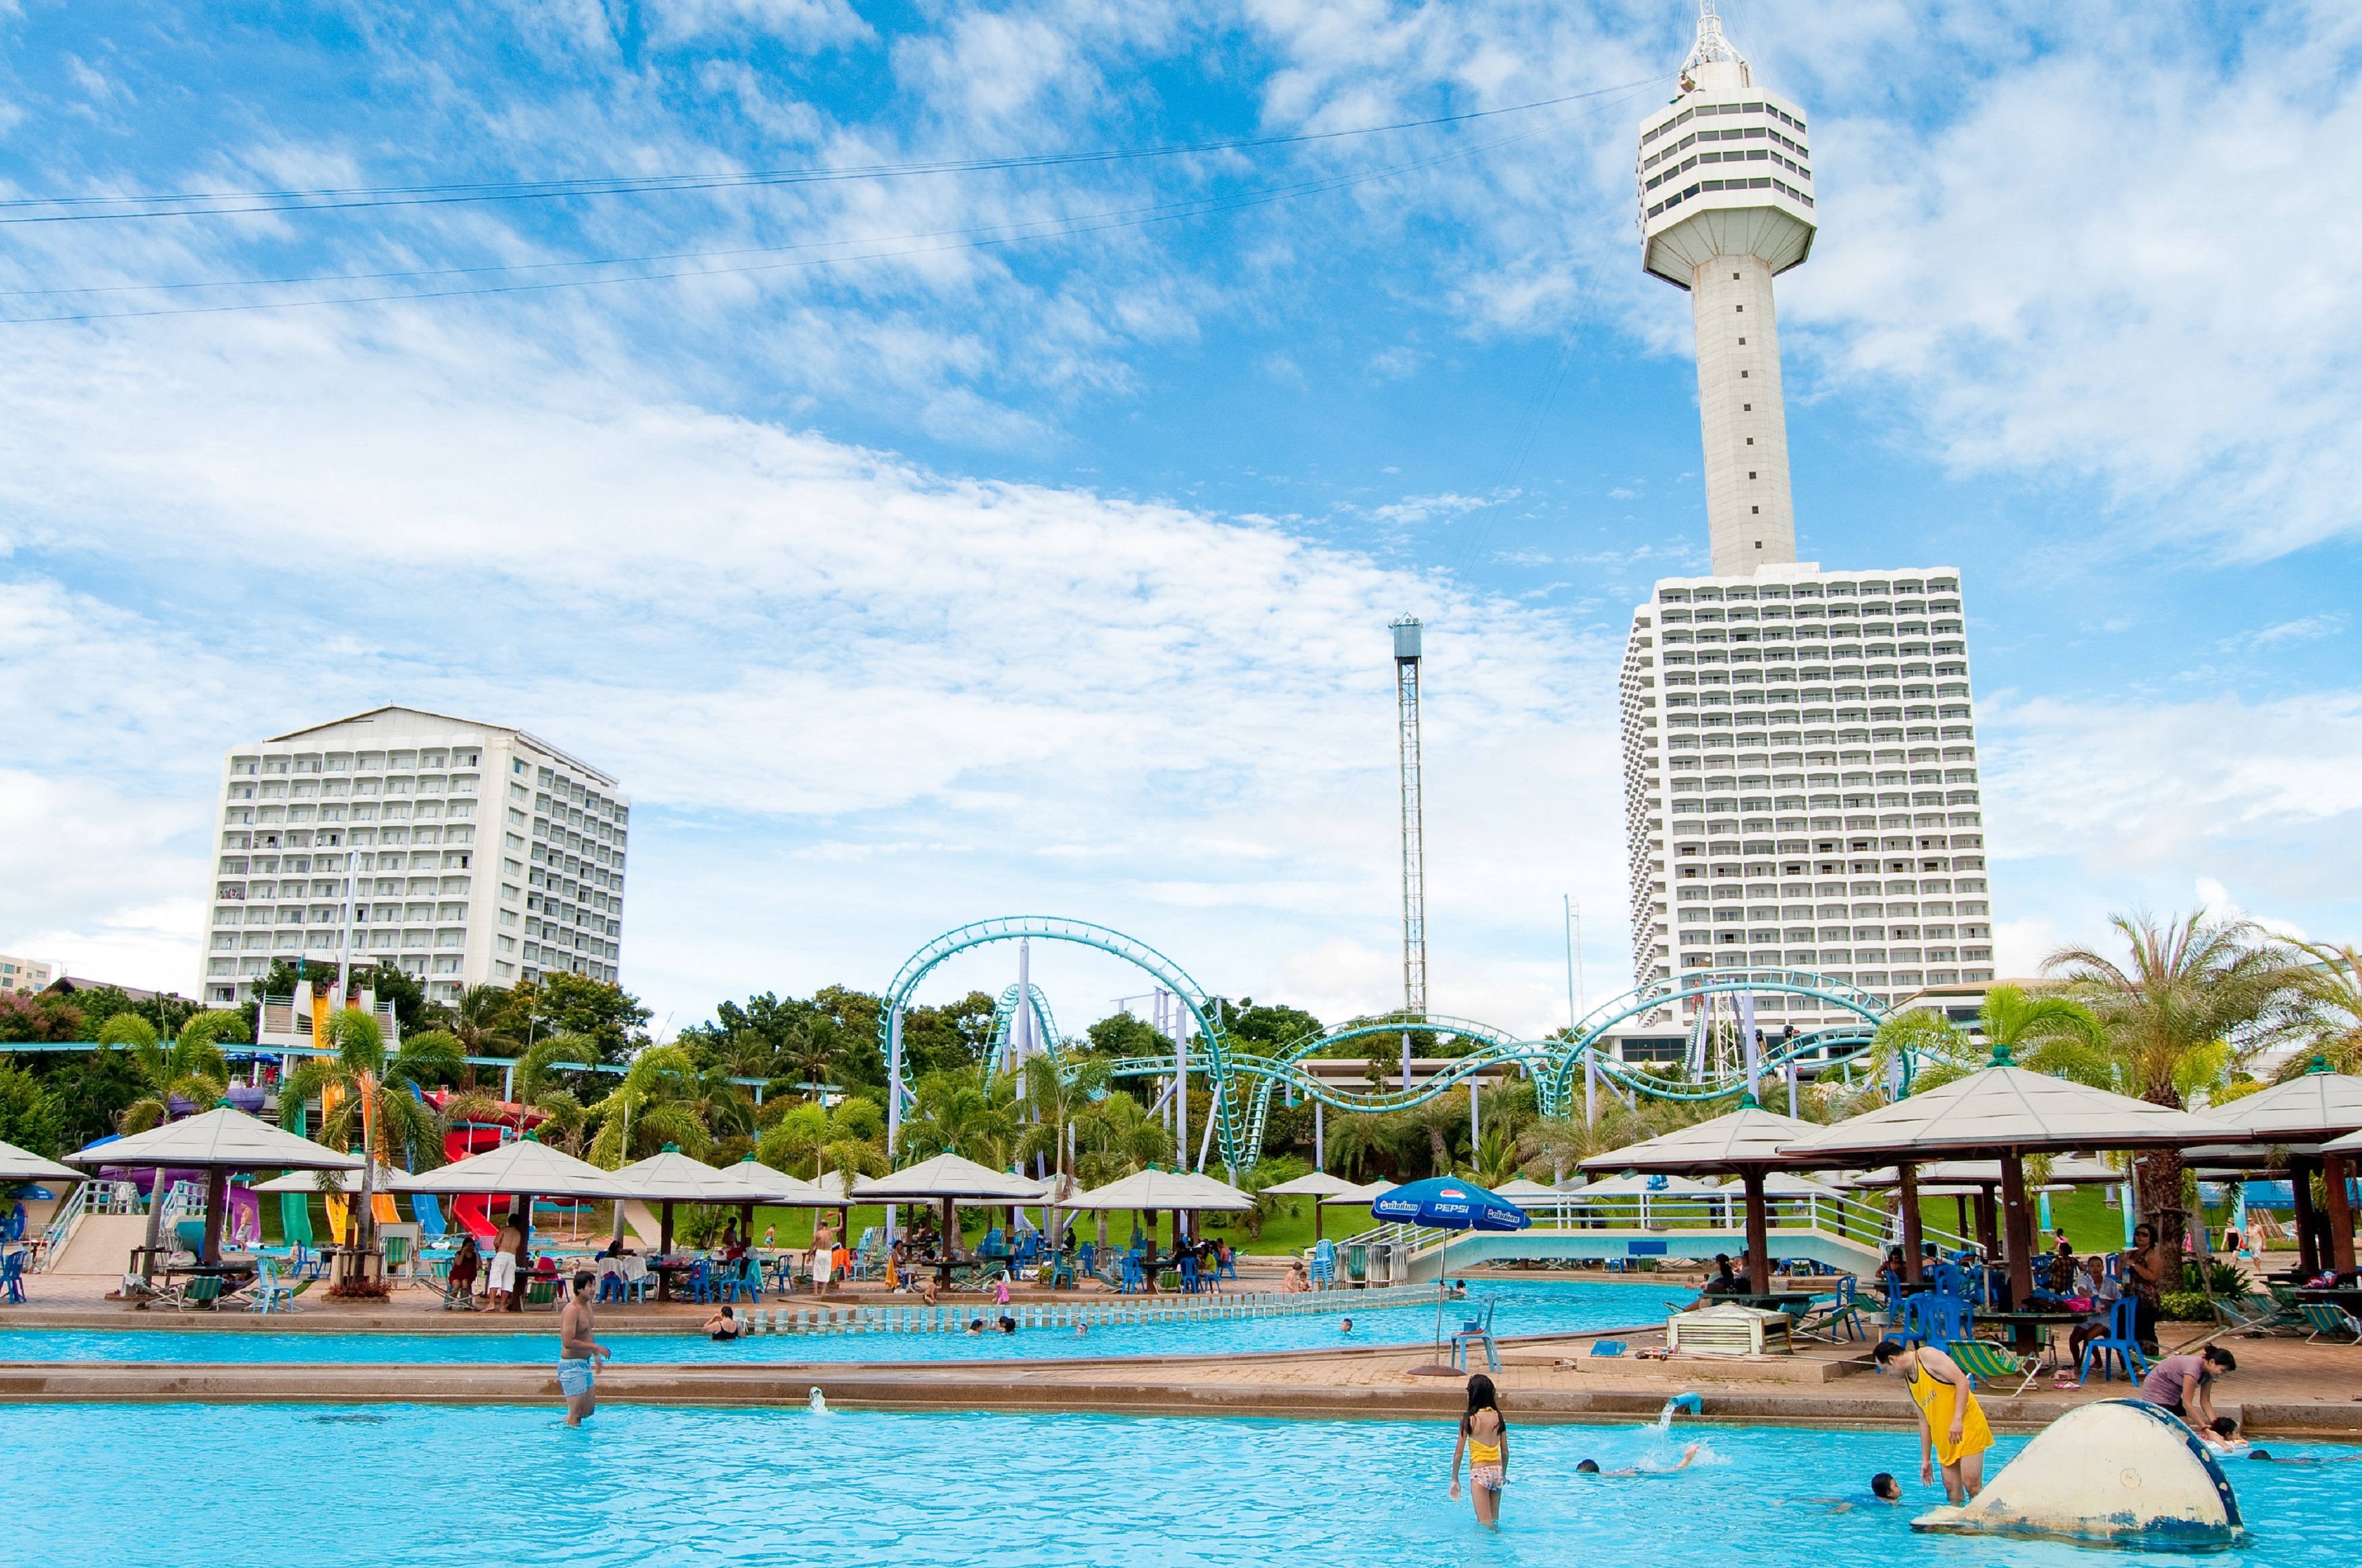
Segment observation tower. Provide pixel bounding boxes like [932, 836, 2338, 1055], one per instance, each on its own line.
[1637, 1, 1817, 577]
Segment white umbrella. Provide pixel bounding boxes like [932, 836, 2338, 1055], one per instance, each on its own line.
[2204, 1067, 2362, 1142]
[854, 1152, 1049, 1203]
[1317, 1179, 1399, 1206]
[70, 1107, 360, 1267]
[70, 1107, 360, 1173]
[1070, 1167, 1253, 1211]
[711, 1155, 830, 1205]
[393, 1137, 632, 1199]
[0, 1138, 80, 1183]
[1490, 1177, 1561, 1202]
[1262, 1171, 1361, 1198]
[252, 1165, 400, 1194]
[608, 1146, 752, 1255]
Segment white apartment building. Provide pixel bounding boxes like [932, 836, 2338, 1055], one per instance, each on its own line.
[1619, 566, 1996, 1024]
[1615, 13, 1996, 1026]
[200, 706, 630, 1008]
[0, 953, 55, 995]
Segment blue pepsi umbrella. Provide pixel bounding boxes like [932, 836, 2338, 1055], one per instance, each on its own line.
[1368, 1177, 1530, 1371]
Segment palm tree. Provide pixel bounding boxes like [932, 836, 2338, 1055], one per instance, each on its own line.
[1068, 1087, 1175, 1250]
[106, 1013, 230, 1136]
[1321, 1107, 1410, 1180]
[2045, 912, 2313, 1246]
[891, 1066, 1020, 1167]
[783, 1024, 841, 1101]
[582, 1045, 711, 1167]
[2287, 942, 2362, 1073]
[281, 1009, 461, 1260]
[1016, 1053, 1111, 1184]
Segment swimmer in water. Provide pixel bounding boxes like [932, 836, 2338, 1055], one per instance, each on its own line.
[1575, 1443, 1701, 1477]
[1786, 1473, 1902, 1513]
[1340, 1318, 1353, 1335]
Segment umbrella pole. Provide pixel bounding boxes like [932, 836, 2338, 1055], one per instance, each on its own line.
[201, 1168, 228, 1267]
[1898, 1162, 1923, 1284]
[1742, 1169, 1769, 1295]
[1999, 1154, 2036, 1330]
[509, 1190, 535, 1313]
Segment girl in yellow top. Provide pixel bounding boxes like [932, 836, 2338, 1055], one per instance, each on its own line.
[1448, 1374, 1509, 1530]
[1872, 1339, 1992, 1503]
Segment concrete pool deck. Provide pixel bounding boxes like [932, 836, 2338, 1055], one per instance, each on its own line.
[3, 1316, 2357, 1436]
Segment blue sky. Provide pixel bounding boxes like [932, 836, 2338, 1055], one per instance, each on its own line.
[1, 1, 2357, 1040]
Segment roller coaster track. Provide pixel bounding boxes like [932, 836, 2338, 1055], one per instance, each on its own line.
[887, 918, 1896, 1172]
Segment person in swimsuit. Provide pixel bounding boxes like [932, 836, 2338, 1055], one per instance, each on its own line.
[704, 1304, 743, 1341]
[1574, 1443, 1701, 1478]
[1872, 1339, 1991, 1503]
[557, 1269, 611, 1427]
[1448, 1374, 1510, 1530]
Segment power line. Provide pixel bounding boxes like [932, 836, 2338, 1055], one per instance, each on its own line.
[0, 79, 1655, 225]
[3, 86, 1653, 327]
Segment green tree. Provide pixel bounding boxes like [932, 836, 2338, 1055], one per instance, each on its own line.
[1084, 1011, 1164, 1057]
[25, 1048, 144, 1152]
[582, 1045, 710, 1165]
[2288, 942, 2362, 1073]
[106, 1014, 227, 1136]
[893, 1066, 1021, 1167]
[506, 973, 652, 1063]
[1016, 1052, 1112, 1184]
[2045, 913, 2313, 1247]
[281, 1009, 460, 1256]
[0, 1060, 64, 1157]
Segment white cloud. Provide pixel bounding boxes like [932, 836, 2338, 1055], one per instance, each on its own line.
[643, 0, 873, 50]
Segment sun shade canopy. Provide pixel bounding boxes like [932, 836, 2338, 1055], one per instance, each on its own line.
[1780, 1056, 2240, 1159]
[1069, 1167, 1254, 1212]
[1581, 1102, 1825, 1176]
[70, 1108, 362, 1173]
[853, 1152, 1049, 1203]
[393, 1138, 632, 1200]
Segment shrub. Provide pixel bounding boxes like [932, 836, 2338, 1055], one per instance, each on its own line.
[2159, 1291, 2216, 1322]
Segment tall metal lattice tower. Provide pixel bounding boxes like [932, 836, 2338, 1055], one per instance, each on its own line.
[1392, 617, 1428, 1024]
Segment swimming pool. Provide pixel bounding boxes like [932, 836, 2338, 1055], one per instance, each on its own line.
[13, 1403, 2355, 1567]
[0, 1278, 1670, 1364]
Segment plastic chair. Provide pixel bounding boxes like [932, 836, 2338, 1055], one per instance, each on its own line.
[172, 1276, 225, 1312]
[1, 1249, 26, 1305]
[1118, 1255, 1145, 1294]
[522, 1277, 560, 1312]
[1310, 1239, 1336, 1289]
[1798, 1275, 1869, 1343]
[1179, 1258, 1202, 1295]
[1450, 1299, 1500, 1373]
[246, 1258, 297, 1314]
[2078, 1295, 2149, 1384]
[1216, 1249, 1239, 1283]
[1078, 1241, 1097, 1279]
[686, 1259, 716, 1304]
[722, 1256, 764, 1304]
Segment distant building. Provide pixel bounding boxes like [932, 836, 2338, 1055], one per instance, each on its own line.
[0, 953, 55, 995]
[201, 706, 630, 1008]
[1618, 13, 1995, 1028]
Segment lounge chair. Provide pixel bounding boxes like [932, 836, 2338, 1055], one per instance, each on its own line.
[2078, 1295, 2148, 1384]
[2299, 1302, 2362, 1345]
[172, 1276, 226, 1313]
[521, 1277, 561, 1312]
[2211, 1292, 2299, 1337]
[1450, 1299, 1501, 1374]
[1948, 1337, 2039, 1397]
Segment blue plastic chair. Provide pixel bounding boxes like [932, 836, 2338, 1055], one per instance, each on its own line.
[1, 1248, 26, 1304]
[1078, 1241, 1097, 1279]
[722, 1256, 763, 1303]
[1310, 1239, 1336, 1289]
[686, 1259, 716, 1304]
[2079, 1295, 2148, 1384]
[1215, 1249, 1239, 1283]
[3, 1202, 24, 1243]
[246, 1258, 296, 1314]
[1450, 1299, 1500, 1373]
[1178, 1258, 1201, 1294]
[597, 1269, 628, 1304]
[1118, 1255, 1145, 1294]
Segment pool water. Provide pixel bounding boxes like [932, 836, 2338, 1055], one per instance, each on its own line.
[0, 1278, 1672, 1364]
[13, 1403, 2357, 1567]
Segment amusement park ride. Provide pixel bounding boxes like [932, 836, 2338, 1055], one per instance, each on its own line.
[877, 624, 1908, 1176]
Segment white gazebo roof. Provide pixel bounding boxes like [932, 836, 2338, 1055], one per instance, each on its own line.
[252, 1164, 400, 1194]
[854, 1152, 1049, 1202]
[1840, 1156, 2124, 1191]
[1318, 1179, 1399, 1206]
[610, 1148, 747, 1203]
[1566, 1172, 1719, 1199]
[2201, 1068, 2362, 1143]
[70, 1108, 362, 1173]
[393, 1137, 632, 1200]
[711, 1156, 833, 1206]
[1070, 1167, 1254, 1212]
[1259, 1170, 1361, 1198]
[1780, 1057, 2240, 1159]
[2322, 1125, 2362, 1156]
[0, 1139, 80, 1182]
[1581, 1102, 1823, 1175]
[1490, 1177, 1563, 1202]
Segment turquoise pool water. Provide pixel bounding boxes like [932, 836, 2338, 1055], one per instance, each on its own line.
[0, 1278, 1670, 1364]
[12, 1403, 2356, 1567]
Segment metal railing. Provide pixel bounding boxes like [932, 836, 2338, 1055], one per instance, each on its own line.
[1342, 1194, 1971, 1265]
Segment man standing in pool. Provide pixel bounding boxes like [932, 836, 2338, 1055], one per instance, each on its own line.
[558, 1269, 611, 1427]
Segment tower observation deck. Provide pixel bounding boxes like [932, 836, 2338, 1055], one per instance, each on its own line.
[1637, 3, 1817, 577]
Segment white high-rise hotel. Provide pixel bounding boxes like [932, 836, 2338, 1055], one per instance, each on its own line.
[199, 706, 629, 1008]
[1620, 7, 1994, 1024]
